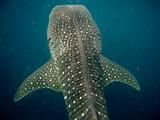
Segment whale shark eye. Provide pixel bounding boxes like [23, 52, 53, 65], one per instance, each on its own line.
[48, 38, 54, 47]
[48, 38, 52, 42]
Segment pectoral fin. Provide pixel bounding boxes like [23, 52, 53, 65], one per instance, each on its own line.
[100, 55, 140, 91]
[14, 59, 61, 102]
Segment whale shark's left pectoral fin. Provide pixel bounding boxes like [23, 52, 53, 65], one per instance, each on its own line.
[14, 59, 61, 102]
[100, 55, 140, 91]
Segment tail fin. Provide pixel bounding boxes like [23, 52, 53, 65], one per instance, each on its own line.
[14, 59, 61, 102]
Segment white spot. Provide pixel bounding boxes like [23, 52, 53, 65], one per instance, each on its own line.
[81, 113, 84, 117]
[64, 96, 67, 99]
[69, 104, 71, 108]
[74, 109, 76, 112]
[98, 111, 101, 115]
[68, 66, 70, 69]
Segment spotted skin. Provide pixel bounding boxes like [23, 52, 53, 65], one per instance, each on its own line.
[14, 59, 61, 102]
[14, 5, 140, 120]
[100, 55, 140, 91]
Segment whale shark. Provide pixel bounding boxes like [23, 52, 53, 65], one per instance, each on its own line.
[14, 5, 140, 120]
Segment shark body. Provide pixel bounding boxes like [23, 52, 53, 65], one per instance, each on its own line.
[14, 5, 140, 120]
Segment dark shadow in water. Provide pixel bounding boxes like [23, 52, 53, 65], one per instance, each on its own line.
[148, 0, 160, 7]
[0, 110, 8, 120]
[0, 0, 5, 5]
[0, 0, 6, 10]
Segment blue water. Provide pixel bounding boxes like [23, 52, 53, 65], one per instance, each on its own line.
[0, 0, 160, 120]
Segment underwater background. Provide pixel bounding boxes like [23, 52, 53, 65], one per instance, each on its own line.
[0, 0, 160, 120]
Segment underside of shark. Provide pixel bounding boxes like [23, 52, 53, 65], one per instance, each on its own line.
[14, 5, 140, 120]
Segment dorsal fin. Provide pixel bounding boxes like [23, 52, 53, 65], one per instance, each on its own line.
[14, 59, 61, 102]
[100, 55, 140, 91]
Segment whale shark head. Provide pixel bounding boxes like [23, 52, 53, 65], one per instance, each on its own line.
[47, 5, 101, 60]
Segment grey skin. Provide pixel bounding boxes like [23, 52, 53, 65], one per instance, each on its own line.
[14, 5, 140, 120]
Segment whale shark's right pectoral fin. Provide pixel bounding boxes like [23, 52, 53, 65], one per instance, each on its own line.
[14, 59, 61, 102]
[100, 55, 140, 91]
